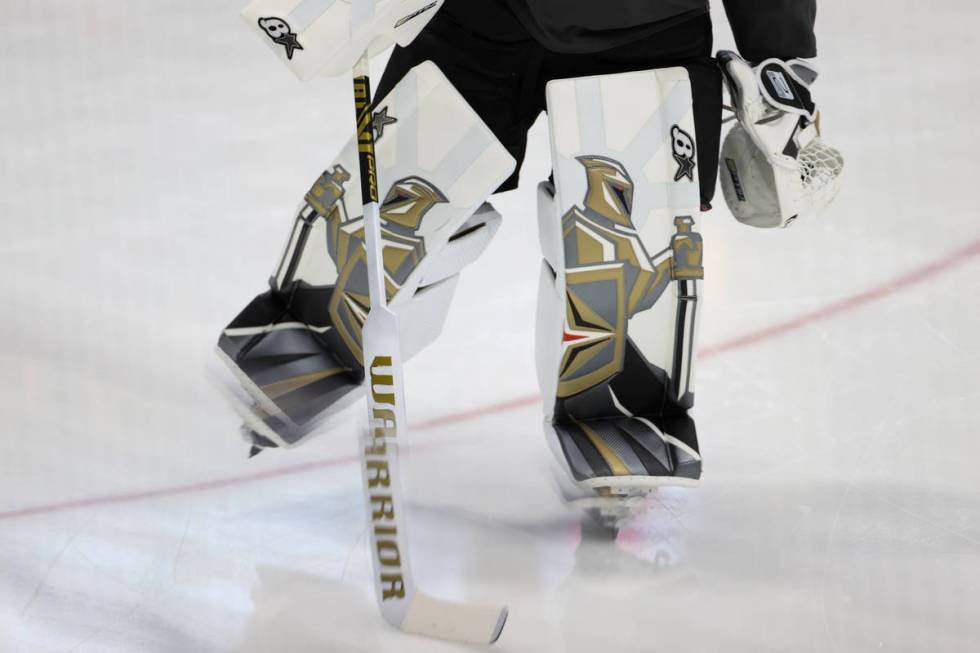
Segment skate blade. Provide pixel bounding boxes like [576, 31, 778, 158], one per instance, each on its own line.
[579, 475, 700, 493]
[205, 349, 361, 451]
[549, 461, 701, 533]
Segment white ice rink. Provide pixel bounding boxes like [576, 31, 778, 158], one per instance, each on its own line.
[2, 1, 979, 651]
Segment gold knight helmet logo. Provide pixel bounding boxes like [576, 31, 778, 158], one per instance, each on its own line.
[380, 176, 448, 232]
[578, 156, 635, 227]
[325, 176, 448, 366]
[557, 155, 701, 398]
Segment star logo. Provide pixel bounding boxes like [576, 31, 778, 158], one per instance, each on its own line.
[372, 107, 398, 141]
[273, 32, 303, 60]
[258, 17, 304, 61]
[673, 152, 697, 182]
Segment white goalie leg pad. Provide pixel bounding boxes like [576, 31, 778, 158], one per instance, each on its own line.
[261, 60, 514, 367]
[269, 200, 502, 361]
[535, 182, 562, 420]
[218, 61, 515, 445]
[401, 203, 503, 358]
[536, 66, 705, 487]
[418, 202, 502, 288]
[269, 61, 514, 315]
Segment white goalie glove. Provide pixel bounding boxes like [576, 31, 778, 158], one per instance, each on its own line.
[243, 0, 444, 79]
[718, 50, 844, 228]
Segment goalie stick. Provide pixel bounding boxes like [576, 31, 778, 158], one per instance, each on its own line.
[350, 53, 509, 645]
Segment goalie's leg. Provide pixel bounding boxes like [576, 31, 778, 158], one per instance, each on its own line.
[217, 202, 503, 448]
[216, 62, 515, 450]
[536, 66, 712, 502]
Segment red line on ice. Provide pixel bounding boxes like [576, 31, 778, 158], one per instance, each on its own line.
[0, 457, 360, 522]
[2, 236, 978, 522]
[420, 236, 980, 429]
[698, 237, 980, 359]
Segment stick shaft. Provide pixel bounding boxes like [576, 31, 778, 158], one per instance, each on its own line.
[349, 54, 507, 644]
[352, 54, 387, 312]
[352, 52, 416, 629]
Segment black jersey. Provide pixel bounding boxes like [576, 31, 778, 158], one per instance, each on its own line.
[499, 0, 817, 60]
[502, 1, 708, 54]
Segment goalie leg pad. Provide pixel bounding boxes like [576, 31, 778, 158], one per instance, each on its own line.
[536, 67, 705, 491]
[218, 62, 515, 448]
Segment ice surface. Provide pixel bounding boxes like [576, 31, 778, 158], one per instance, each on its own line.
[1, 1, 978, 651]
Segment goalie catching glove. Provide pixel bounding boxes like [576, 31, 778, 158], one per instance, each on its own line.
[718, 51, 843, 228]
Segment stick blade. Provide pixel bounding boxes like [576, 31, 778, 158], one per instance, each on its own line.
[400, 594, 508, 645]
